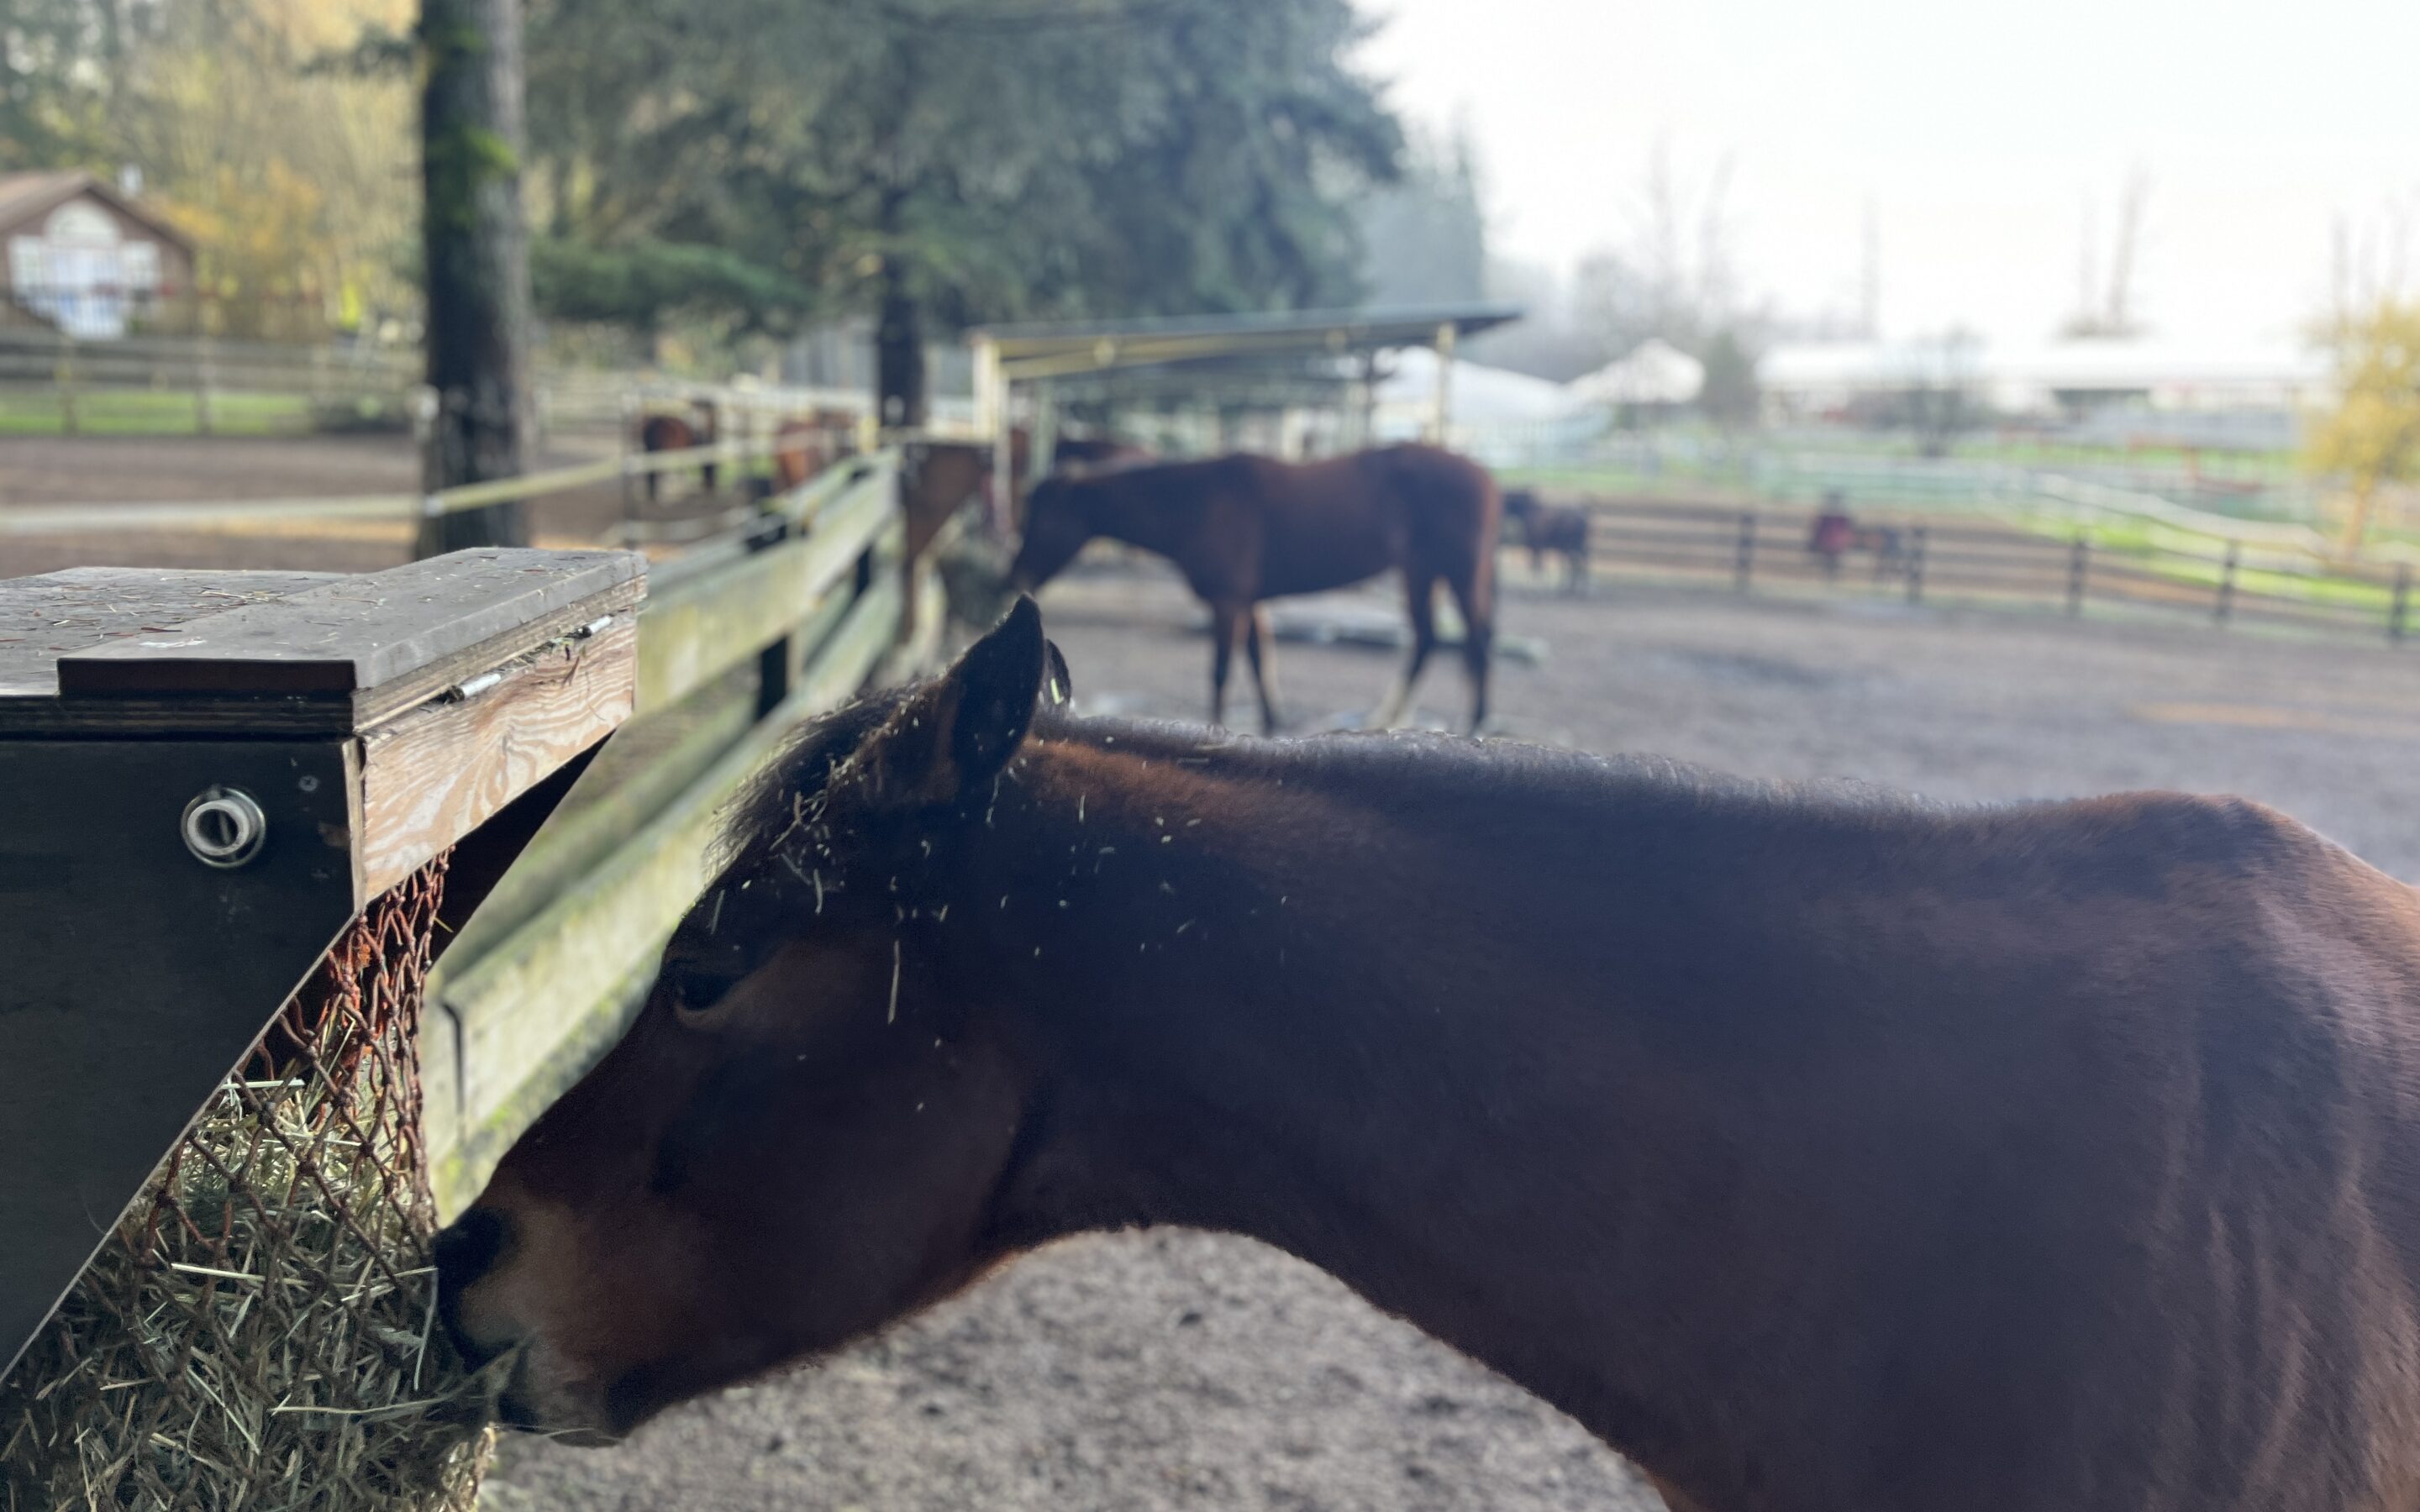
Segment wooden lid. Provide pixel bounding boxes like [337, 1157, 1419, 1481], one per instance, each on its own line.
[0, 550, 644, 734]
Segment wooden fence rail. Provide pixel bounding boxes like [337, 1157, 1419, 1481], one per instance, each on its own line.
[0, 433, 833, 539]
[414, 447, 954, 1213]
[0, 326, 873, 438]
[1580, 497, 2413, 645]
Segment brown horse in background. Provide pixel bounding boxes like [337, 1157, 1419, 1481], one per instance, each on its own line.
[1009, 444, 1498, 732]
[441, 601, 2420, 1512]
[770, 409, 863, 494]
[990, 431, 1150, 530]
[771, 418, 827, 494]
[639, 400, 718, 503]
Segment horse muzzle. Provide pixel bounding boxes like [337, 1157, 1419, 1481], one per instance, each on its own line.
[434, 1208, 623, 1443]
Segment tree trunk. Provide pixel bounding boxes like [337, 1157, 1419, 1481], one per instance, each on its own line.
[417, 0, 534, 555]
[876, 258, 927, 432]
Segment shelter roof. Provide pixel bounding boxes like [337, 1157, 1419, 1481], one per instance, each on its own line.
[971, 303, 1523, 382]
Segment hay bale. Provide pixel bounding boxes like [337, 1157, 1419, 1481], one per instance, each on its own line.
[0, 859, 496, 1512]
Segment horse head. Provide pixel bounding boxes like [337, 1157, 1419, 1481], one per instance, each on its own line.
[1007, 474, 1094, 592]
[437, 602, 1071, 1441]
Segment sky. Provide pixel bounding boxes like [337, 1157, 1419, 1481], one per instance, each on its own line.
[1356, 0, 2420, 349]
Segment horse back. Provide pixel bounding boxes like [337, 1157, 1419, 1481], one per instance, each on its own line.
[1246, 444, 1497, 598]
[1610, 795, 2420, 1509]
[1241, 758, 2420, 1509]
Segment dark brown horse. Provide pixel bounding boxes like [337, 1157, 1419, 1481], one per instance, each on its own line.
[1504, 487, 1591, 592]
[1009, 444, 1498, 732]
[992, 431, 1150, 528]
[443, 601, 2420, 1512]
[639, 401, 718, 503]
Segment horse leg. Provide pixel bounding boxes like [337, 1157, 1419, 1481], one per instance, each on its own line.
[1244, 605, 1284, 735]
[1372, 575, 1439, 730]
[1445, 569, 1494, 733]
[1208, 600, 1247, 729]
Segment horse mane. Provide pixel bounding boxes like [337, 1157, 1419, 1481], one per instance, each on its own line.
[718, 685, 918, 868]
[735, 669, 1939, 849]
[1038, 715, 1939, 832]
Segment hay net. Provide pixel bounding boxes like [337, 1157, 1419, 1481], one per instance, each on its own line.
[0, 857, 491, 1512]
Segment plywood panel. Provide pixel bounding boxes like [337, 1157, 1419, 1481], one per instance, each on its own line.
[353, 612, 639, 905]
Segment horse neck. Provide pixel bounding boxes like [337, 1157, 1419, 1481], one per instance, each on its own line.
[1071, 474, 1198, 561]
[936, 738, 2017, 1495]
[950, 735, 1375, 1221]
[946, 735, 1712, 1414]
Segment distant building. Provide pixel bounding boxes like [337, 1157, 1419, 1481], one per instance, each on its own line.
[0, 171, 195, 339]
[1566, 339, 1707, 417]
[1760, 335, 2331, 450]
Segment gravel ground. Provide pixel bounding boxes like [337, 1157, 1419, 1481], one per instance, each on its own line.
[483, 559, 2420, 1511]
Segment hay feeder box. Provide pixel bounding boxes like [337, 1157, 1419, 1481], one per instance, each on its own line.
[0, 549, 644, 1509]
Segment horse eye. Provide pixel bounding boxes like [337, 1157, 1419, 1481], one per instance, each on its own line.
[666, 963, 744, 1022]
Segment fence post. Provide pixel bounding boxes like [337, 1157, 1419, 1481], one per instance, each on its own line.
[195, 332, 217, 436]
[1733, 510, 1756, 592]
[895, 449, 929, 649]
[755, 514, 794, 720]
[55, 334, 77, 436]
[2066, 535, 2090, 617]
[2215, 541, 2239, 626]
[1905, 525, 1928, 605]
[2391, 564, 2411, 644]
[618, 392, 640, 549]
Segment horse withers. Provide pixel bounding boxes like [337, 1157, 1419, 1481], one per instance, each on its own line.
[1008, 443, 1498, 733]
[440, 601, 2420, 1512]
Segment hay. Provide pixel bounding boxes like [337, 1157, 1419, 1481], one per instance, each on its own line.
[0, 858, 497, 1512]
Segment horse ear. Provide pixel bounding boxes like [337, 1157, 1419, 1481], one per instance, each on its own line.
[847, 598, 1049, 811]
[1043, 639, 1073, 709]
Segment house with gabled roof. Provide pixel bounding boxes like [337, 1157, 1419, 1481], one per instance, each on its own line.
[0, 171, 195, 339]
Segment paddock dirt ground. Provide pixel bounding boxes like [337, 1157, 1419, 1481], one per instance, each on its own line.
[481, 555, 2420, 1512]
